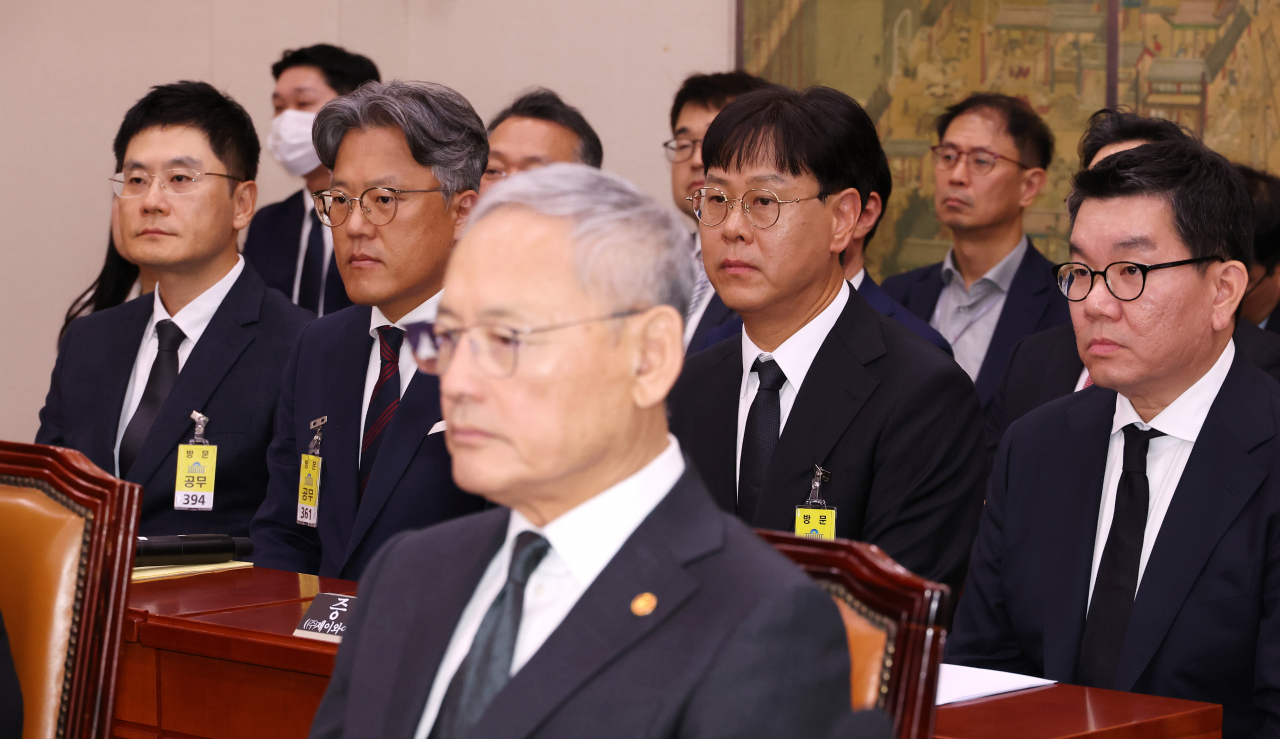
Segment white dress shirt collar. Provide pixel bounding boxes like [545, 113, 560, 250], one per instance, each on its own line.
[506, 434, 686, 586]
[739, 280, 850, 401]
[940, 235, 1027, 293]
[849, 268, 865, 290]
[369, 291, 441, 336]
[1111, 339, 1236, 441]
[151, 255, 245, 347]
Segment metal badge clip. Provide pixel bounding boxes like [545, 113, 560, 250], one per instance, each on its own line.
[188, 411, 210, 445]
[308, 416, 329, 456]
[805, 464, 831, 508]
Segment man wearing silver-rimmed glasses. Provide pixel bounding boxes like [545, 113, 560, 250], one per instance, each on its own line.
[37, 81, 313, 537]
[250, 80, 487, 580]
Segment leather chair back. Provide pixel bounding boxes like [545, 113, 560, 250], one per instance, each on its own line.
[757, 531, 949, 739]
[0, 443, 140, 739]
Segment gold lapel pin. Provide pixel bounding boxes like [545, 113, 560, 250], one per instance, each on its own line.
[631, 592, 658, 617]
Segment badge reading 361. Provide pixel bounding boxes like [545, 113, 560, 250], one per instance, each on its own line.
[297, 454, 322, 527]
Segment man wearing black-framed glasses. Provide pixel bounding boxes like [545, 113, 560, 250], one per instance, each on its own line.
[250, 80, 487, 580]
[949, 138, 1280, 736]
[37, 81, 313, 537]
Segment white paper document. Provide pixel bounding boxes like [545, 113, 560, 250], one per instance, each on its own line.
[935, 663, 1056, 705]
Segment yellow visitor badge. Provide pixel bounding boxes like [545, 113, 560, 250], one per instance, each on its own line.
[174, 411, 216, 511]
[793, 464, 835, 541]
[297, 416, 327, 528]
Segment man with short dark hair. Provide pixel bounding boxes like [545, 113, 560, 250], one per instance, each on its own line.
[948, 139, 1280, 736]
[667, 86, 988, 597]
[666, 72, 771, 354]
[243, 44, 381, 316]
[883, 93, 1069, 410]
[480, 88, 602, 193]
[1239, 165, 1280, 333]
[250, 81, 487, 580]
[38, 81, 313, 536]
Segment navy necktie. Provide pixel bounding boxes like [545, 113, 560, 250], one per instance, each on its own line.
[738, 356, 787, 523]
[429, 531, 551, 739]
[358, 326, 404, 500]
[1076, 423, 1166, 687]
[119, 319, 186, 478]
[297, 210, 326, 314]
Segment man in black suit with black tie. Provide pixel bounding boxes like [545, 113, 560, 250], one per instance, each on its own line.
[882, 93, 1069, 412]
[37, 82, 313, 536]
[949, 139, 1280, 737]
[309, 163, 888, 739]
[666, 86, 988, 597]
[243, 45, 380, 316]
[250, 81, 486, 580]
[664, 72, 770, 354]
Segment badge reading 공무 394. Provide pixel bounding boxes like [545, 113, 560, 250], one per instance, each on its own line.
[174, 444, 217, 511]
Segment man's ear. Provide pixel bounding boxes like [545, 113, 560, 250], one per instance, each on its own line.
[451, 190, 479, 240]
[829, 188, 863, 256]
[232, 180, 258, 231]
[1018, 168, 1047, 208]
[631, 305, 685, 409]
[1212, 259, 1249, 331]
[851, 192, 882, 241]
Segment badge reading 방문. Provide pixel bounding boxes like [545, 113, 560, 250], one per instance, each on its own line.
[174, 411, 216, 511]
[297, 416, 327, 527]
[794, 465, 835, 541]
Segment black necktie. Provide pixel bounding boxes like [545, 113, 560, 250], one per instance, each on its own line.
[119, 319, 186, 478]
[1076, 423, 1166, 687]
[738, 357, 787, 523]
[430, 531, 551, 739]
[358, 326, 404, 500]
[297, 210, 326, 314]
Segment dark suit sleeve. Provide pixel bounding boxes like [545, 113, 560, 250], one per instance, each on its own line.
[860, 362, 988, 598]
[1255, 493, 1280, 734]
[308, 530, 411, 739]
[985, 336, 1025, 461]
[35, 328, 73, 447]
[945, 429, 1040, 675]
[0, 610, 22, 739]
[250, 326, 322, 574]
[678, 584, 887, 739]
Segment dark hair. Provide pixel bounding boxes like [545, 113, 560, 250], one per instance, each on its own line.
[1068, 139, 1253, 268]
[669, 71, 771, 131]
[487, 88, 603, 168]
[271, 44, 380, 95]
[702, 86, 883, 208]
[60, 235, 140, 345]
[113, 81, 260, 183]
[935, 93, 1054, 169]
[1237, 164, 1280, 274]
[1078, 108, 1192, 169]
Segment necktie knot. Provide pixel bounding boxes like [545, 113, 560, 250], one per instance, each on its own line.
[377, 325, 405, 356]
[508, 531, 550, 587]
[1121, 424, 1165, 472]
[155, 319, 186, 353]
[752, 357, 787, 392]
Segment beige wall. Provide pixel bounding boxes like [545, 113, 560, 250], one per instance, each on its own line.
[0, 0, 734, 443]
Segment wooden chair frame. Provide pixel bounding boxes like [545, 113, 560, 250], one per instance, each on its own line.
[0, 441, 141, 739]
[756, 530, 949, 739]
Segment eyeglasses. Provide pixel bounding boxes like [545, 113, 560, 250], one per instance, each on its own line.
[685, 187, 821, 229]
[931, 145, 1032, 176]
[110, 168, 242, 197]
[1052, 257, 1223, 302]
[663, 138, 702, 163]
[406, 310, 644, 378]
[313, 187, 446, 227]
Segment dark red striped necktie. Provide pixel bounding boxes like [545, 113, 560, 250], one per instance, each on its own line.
[359, 325, 405, 501]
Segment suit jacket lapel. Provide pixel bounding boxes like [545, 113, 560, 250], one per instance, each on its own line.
[384, 510, 510, 739]
[126, 269, 263, 488]
[1112, 358, 1271, 690]
[754, 291, 883, 525]
[470, 472, 720, 739]
[343, 371, 442, 567]
[975, 243, 1055, 406]
[688, 345, 743, 513]
[320, 307, 374, 553]
[905, 265, 944, 322]
[1041, 387, 1114, 680]
[93, 297, 154, 472]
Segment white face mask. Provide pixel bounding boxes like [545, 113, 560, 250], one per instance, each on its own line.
[268, 109, 322, 178]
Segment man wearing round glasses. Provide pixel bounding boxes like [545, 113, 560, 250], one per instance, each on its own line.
[666, 86, 988, 600]
[882, 93, 1069, 413]
[250, 80, 487, 580]
[37, 82, 313, 537]
[949, 139, 1280, 736]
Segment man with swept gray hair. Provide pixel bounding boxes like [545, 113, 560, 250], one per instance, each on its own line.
[251, 80, 487, 580]
[308, 164, 890, 739]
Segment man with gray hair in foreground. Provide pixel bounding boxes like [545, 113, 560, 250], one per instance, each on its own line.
[307, 164, 890, 739]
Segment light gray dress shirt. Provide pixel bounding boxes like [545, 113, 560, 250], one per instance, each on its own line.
[930, 236, 1028, 381]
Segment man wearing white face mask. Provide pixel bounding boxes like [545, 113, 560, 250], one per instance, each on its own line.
[243, 44, 380, 316]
